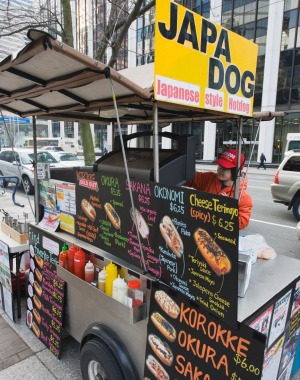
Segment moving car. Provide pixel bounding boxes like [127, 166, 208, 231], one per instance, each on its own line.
[0, 148, 62, 194]
[270, 152, 300, 220]
[41, 146, 65, 152]
[50, 152, 85, 167]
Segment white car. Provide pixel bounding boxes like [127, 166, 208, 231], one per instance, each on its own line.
[50, 152, 85, 167]
[0, 149, 63, 194]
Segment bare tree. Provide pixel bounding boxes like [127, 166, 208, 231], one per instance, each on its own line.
[0, 0, 155, 163]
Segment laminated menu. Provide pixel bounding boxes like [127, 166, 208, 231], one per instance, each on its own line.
[75, 169, 239, 324]
[27, 225, 65, 358]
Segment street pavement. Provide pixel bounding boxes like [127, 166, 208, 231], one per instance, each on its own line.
[1, 170, 300, 380]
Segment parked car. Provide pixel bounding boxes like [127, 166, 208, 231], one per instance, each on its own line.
[0, 149, 62, 194]
[50, 152, 85, 167]
[41, 146, 65, 152]
[270, 152, 300, 220]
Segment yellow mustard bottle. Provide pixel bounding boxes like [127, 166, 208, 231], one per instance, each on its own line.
[105, 261, 118, 297]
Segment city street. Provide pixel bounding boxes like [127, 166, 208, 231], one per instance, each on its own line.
[244, 169, 299, 260]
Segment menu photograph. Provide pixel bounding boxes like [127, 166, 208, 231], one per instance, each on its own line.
[27, 225, 65, 358]
[268, 290, 292, 348]
[0, 240, 14, 320]
[75, 170, 239, 323]
[144, 282, 265, 380]
[249, 306, 273, 339]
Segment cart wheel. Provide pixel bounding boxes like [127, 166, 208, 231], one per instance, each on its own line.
[80, 338, 126, 380]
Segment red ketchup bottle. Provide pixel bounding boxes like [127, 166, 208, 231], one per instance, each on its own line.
[74, 248, 86, 280]
[59, 243, 68, 269]
[68, 244, 78, 274]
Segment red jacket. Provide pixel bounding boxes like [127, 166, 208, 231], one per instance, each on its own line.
[186, 172, 253, 230]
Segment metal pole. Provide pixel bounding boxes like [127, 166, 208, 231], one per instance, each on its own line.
[153, 101, 159, 182]
[33, 116, 39, 223]
[235, 117, 243, 199]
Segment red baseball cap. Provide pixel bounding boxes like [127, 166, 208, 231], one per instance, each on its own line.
[214, 149, 245, 169]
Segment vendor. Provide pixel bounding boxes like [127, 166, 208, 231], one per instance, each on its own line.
[186, 149, 253, 230]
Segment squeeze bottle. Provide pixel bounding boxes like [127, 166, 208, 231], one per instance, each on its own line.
[98, 267, 106, 292]
[112, 275, 128, 304]
[74, 248, 86, 280]
[59, 243, 68, 269]
[68, 244, 78, 274]
[105, 261, 117, 297]
[127, 280, 143, 307]
[85, 260, 95, 283]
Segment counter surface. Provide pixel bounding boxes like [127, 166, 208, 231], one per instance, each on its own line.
[238, 255, 300, 322]
[0, 229, 29, 253]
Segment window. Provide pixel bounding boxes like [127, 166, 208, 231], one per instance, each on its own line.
[283, 156, 300, 171]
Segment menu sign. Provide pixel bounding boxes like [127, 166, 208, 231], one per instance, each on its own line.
[27, 225, 65, 358]
[0, 240, 14, 321]
[144, 282, 265, 380]
[75, 170, 239, 323]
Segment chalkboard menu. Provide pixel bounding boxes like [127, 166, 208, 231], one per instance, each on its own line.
[27, 225, 65, 358]
[75, 169, 239, 323]
[144, 282, 266, 380]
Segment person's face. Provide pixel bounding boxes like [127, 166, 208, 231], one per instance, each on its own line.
[217, 165, 232, 182]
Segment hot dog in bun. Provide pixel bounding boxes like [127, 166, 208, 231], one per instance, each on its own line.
[81, 199, 96, 221]
[159, 216, 183, 258]
[33, 308, 41, 324]
[34, 254, 44, 269]
[33, 294, 42, 310]
[148, 334, 173, 366]
[150, 312, 176, 342]
[194, 228, 231, 276]
[33, 281, 42, 297]
[104, 203, 121, 229]
[31, 321, 40, 338]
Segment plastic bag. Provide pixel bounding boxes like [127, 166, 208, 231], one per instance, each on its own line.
[239, 234, 277, 263]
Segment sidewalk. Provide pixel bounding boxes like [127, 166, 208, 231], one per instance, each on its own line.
[0, 189, 82, 380]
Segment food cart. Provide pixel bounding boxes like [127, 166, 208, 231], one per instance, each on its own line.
[0, 1, 299, 379]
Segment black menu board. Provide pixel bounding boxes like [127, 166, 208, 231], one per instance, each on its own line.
[27, 225, 65, 358]
[144, 282, 266, 380]
[75, 170, 239, 323]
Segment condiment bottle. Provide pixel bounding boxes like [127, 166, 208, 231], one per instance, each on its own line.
[112, 275, 128, 304]
[85, 260, 95, 283]
[59, 243, 68, 269]
[98, 267, 106, 292]
[105, 261, 117, 297]
[68, 244, 78, 274]
[74, 248, 86, 280]
[127, 280, 144, 307]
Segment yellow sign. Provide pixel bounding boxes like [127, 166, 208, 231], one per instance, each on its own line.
[154, 0, 258, 117]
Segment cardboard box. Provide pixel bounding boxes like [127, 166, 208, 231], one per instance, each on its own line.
[1, 222, 28, 244]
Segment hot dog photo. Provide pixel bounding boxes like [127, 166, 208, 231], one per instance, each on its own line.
[148, 334, 173, 366]
[150, 312, 176, 342]
[159, 215, 183, 258]
[104, 202, 121, 229]
[193, 227, 231, 276]
[154, 290, 179, 319]
[81, 198, 96, 221]
[146, 354, 169, 380]
[34, 254, 44, 269]
[33, 281, 43, 297]
[130, 207, 149, 239]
